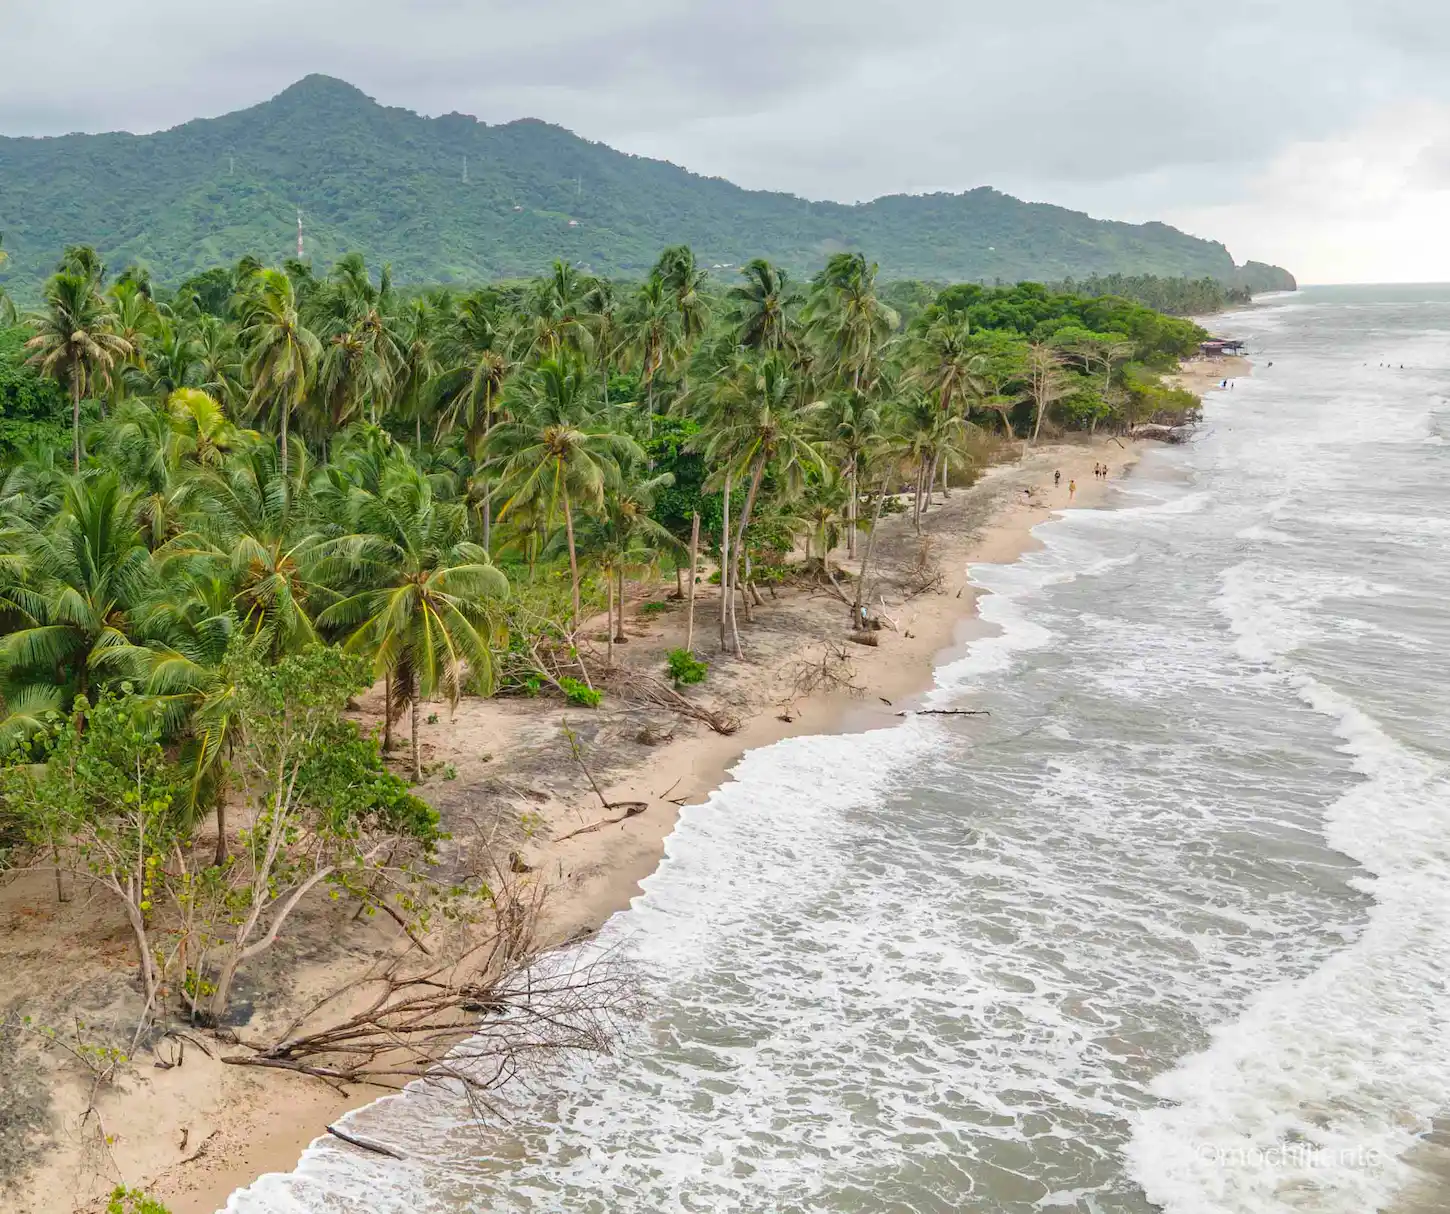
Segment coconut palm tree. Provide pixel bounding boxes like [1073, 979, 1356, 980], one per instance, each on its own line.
[0, 474, 159, 732]
[819, 387, 882, 557]
[26, 272, 134, 470]
[320, 462, 509, 781]
[696, 353, 826, 647]
[805, 252, 899, 391]
[624, 273, 680, 422]
[188, 440, 327, 657]
[726, 259, 799, 353]
[237, 268, 321, 481]
[572, 471, 679, 664]
[489, 357, 642, 633]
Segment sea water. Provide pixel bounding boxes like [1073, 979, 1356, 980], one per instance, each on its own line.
[225, 286, 1450, 1213]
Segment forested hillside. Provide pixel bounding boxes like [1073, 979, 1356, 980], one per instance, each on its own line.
[0, 75, 1292, 297]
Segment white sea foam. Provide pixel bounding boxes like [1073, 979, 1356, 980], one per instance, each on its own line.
[1126, 564, 1450, 1214]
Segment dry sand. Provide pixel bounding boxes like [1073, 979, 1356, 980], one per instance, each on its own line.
[3, 434, 1143, 1214]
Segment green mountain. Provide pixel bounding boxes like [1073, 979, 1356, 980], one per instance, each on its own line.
[0, 74, 1294, 297]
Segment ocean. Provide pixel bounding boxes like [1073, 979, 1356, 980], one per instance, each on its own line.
[225, 285, 1450, 1214]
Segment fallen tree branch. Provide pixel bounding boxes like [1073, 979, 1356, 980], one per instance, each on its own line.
[897, 708, 990, 717]
[555, 803, 648, 843]
[327, 1124, 406, 1159]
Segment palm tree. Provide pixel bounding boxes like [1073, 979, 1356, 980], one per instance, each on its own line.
[188, 440, 327, 657]
[0, 474, 158, 732]
[26, 272, 134, 470]
[624, 273, 680, 422]
[489, 357, 642, 633]
[696, 353, 826, 648]
[524, 261, 593, 362]
[726, 259, 799, 353]
[574, 471, 679, 664]
[805, 253, 899, 391]
[142, 573, 247, 863]
[320, 463, 508, 781]
[820, 387, 882, 558]
[392, 296, 444, 454]
[655, 246, 712, 356]
[237, 268, 321, 481]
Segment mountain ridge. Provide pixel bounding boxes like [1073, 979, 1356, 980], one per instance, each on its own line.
[0, 74, 1295, 295]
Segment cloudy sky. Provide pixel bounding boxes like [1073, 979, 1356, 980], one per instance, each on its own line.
[4, 0, 1447, 283]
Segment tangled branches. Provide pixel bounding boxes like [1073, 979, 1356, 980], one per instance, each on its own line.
[220, 878, 638, 1101]
[600, 669, 740, 735]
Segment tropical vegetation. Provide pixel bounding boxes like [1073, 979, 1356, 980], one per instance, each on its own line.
[0, 239, 1208, 1034]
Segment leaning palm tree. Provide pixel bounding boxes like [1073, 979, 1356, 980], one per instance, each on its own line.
[237, 268, 321, 481]
[489, 357, 642, 633]
[26, 272, 133, 470]
[320, 462, 509, 781]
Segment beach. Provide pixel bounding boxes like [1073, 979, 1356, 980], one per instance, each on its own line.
[2, 433, 1145, 1214]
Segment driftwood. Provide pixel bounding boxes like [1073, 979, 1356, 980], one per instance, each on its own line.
[897, 708, 990, 717]
[327, 1125, 405, 1159]
[846, 630, 880, 648]
[555, 803, 648, 843]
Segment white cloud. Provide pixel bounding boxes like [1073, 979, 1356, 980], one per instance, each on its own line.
[1166, 102, 1450, 283]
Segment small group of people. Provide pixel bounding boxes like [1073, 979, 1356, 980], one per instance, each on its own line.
[1092, 462, 1109, 479]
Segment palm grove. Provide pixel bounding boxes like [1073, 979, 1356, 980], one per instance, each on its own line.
[0, 240, 1204, 1030]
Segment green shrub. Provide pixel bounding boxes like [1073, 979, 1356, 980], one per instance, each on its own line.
[559, 677, 602, 708]
[639, 600, 671, 617]
[667, 648, 709, 687]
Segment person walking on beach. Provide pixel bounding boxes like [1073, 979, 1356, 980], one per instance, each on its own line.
[1068, 478, 1077, 502]
[1054, 469, 1061, 487]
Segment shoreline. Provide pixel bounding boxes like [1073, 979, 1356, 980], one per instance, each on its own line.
[162, 437, 1143, 1214]
[3, 422, 1216, 1214]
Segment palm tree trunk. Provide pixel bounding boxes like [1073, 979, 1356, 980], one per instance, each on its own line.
[214, 801, 229, 866]
[924, 454, 938, 513]
[383, 671, 394, 752]
[71, 365, 82, 472]
[852, 476, 890, 626]
[847, 458, 858, 558]
[719, 472, 731, 652]
[280, 398, 290, 482]
[730, 458, 766, 631]
[913, 460, 924, 532]
[686, 511, 699, 651]
[615, 567, 626, 642]
[606, 570, 615, 666]
[562, 486, 581, 634]
[411, 697, 422, 783]
[480, 480, 492, 553]
[942, 455, 951, 498]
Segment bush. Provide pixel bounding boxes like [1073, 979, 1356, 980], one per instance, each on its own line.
[667, 648, 709, 687]
[559, 676, 602, 708]
[639, 600, 671, 617]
